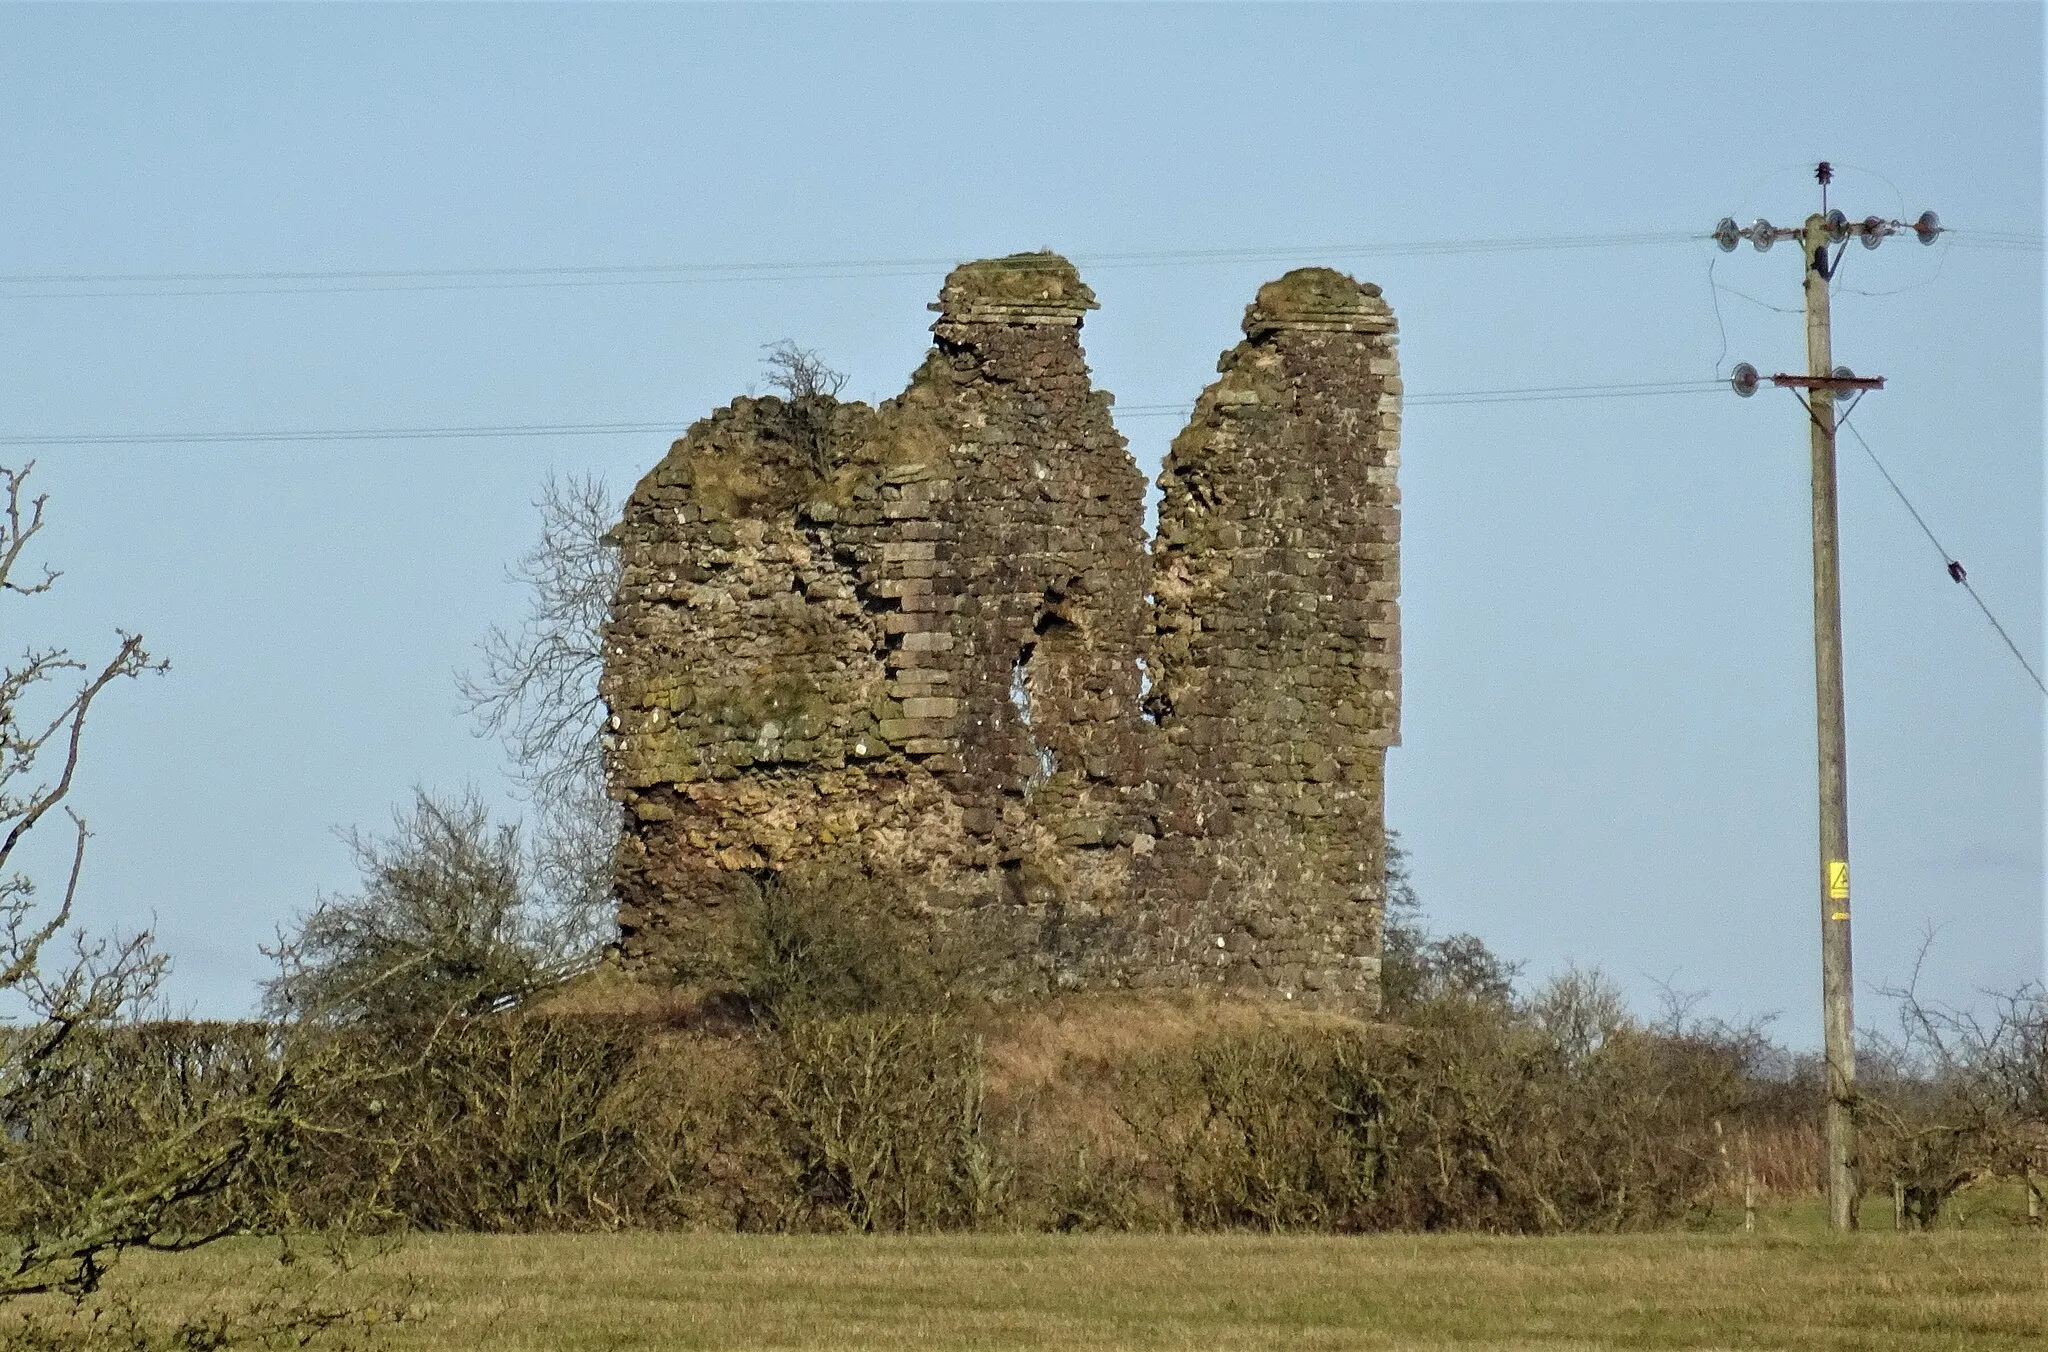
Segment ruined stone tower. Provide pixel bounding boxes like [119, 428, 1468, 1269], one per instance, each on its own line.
[600, 255, 1400, 1011]
[1144, 271, 1403, 1005]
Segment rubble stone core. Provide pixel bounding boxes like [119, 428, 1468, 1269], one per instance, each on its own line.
[600, 255, 1401, 1011]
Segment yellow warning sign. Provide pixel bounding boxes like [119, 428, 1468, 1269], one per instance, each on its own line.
[1826, 860, 1850, 919]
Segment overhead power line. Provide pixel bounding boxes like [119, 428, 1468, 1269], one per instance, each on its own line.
[1839, 418, 2047, 699]
[0, 379, 1731, 447]
[1117, 379, 1725, 418]
[0, 230, 1702, 299]
[2, 225, 2030, 299]
[1944, 228, 2046, 253]
[0, 419, 684, 448]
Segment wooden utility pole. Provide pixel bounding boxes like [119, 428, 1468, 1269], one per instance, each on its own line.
[1801, 204, 1859, 1233]
[1717, 163, 1941, 1232]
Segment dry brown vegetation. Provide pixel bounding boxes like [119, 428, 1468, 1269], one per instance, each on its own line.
[28, 980, 1818, 1240]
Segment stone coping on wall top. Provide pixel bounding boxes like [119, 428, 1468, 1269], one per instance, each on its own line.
[930, 250, 1100, 326]
[932, 304, 1090, 327]
[1242, 267, 1396, 338]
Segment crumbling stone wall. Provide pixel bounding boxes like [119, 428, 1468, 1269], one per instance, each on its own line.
[601, 255, 1400, 1010]
[1144, 271, 1403, 1006]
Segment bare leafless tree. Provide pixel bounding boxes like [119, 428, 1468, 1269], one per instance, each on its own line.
[762, 339, 848, 404]
[263, 788, 576, 1025]
[0, 464, 169, 1125]
[761, 341, 849, 477]
[459, 473, 620, 804]
[458, 474, 622, 958]
[1, 467, 166, 1003]
[0, 465, 420, 1342]
[1866, 931, 2048, 1226]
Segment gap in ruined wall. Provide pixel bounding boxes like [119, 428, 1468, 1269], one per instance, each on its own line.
[1007, 633, 1057, 787]
[1135, 654, 1159, 727]
[1006, 643, 1040, 785]
[1107, 361, 1202, 738]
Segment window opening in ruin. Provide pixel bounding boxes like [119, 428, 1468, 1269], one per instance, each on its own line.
[1009, 643, 1034, 723]
[1009, 640, 1056, 787]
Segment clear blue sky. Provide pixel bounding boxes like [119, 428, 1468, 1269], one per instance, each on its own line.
[3, 2, 2040, 1040]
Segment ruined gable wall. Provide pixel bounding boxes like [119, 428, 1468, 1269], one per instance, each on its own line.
[1146, 271, 1402, 1009]
[601, 394, 901, 972]
[602, 254, 1153, 988]
[602, 258, 1399, 1011]
[916, 259, 1156, 982]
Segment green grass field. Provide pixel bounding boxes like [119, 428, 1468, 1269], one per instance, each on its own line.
[101, 1203, 2043, 1351]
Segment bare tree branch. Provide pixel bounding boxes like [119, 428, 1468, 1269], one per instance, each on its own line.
[761, 340, 847, 403]
[761, 341, 849, 477]
[1, 633, 159, 878]
[1864, 926, 2047, 1226]
[0, 462, 430, 1341]
[458, 473, 619, 804]
[456, 473, 625, 959]
[0, 463, 59, 596]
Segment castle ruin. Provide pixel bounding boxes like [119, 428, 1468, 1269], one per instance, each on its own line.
[599, 255, 1401, 1012]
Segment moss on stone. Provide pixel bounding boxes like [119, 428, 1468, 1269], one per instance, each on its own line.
[704, 671, 837, 741]
[935, 251, 1098, 318]
[1255, 267, 1380, 312]
[633, 396, 892, 524]
[1241, 268, 1394, 338]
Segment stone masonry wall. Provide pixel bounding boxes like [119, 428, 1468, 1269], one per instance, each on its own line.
[1144, 271, 1403, 1008]
[601, 256, 1400, 1010]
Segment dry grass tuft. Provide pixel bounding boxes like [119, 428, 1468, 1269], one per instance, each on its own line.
[978, 992, 1362, 1097]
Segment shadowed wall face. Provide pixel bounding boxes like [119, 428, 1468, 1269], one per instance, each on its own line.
[601, 257, 1399, 1010]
